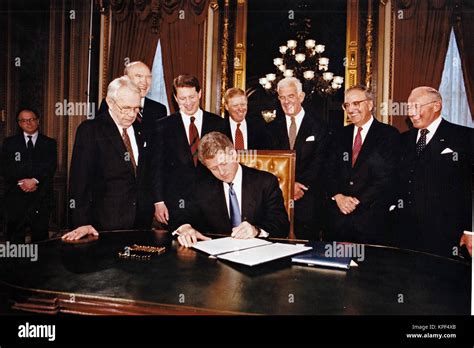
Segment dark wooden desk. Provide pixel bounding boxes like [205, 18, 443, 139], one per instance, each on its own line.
[0, 230, 470, 315]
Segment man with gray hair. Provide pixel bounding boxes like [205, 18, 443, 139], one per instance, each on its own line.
[325, 85, 399, 245]
[267, 77, 330, 240]
[63, 76, 154, 240]
[97, 61, 167, 142]
[395, 86, 473, 257]
[172, 132, 289, 247]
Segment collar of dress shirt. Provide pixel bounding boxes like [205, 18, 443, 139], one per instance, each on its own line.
[24, 131, 39, 145]
[352, 115, 374, 145]
[416, 115, 442, 144]
[140, 97, 145, 108]
[285, 108, 305, 135]
[223, 163, 243, 216]
[180, 108, 203, 135]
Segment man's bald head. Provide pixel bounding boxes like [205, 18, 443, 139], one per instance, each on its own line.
[407, 86, 442, 129]
[124, 61, 152, 98]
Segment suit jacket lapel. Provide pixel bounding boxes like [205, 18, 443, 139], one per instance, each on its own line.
[241, 166, 256, 222]
[274, 117, 290, 149]
[294, 114, 313, 151]
[353, 119, 378, 169]
[343, 124, 355, 171]
[102, 112, 136, 176]
[173, 113, 194, 166]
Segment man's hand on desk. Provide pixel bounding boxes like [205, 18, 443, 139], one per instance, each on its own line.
[175, 224, 211, 248]
[231, 221, 259, 239]
[154, 202, 169, 224]
[62, 225, 99, 241]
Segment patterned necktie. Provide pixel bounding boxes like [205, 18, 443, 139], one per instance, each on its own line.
[289, 117, 297, 150]
[26, 135, 33, 150]
[122, 128, 137, 175]
[228, 183, 242, 228]
[234, 123, 244, 150]
[189, 116, 200, 166]
[416, 129, 429, 156]
[352, 126, 363, 167]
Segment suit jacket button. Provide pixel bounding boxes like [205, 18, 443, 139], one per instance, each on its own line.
[349, 181, 354, 186]
[408, 192, 411, 195]
[132, 202, 136, 206]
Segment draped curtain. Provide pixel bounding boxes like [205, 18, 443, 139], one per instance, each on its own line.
[453, 0, 474, 119]
[107, 0, 210, 113]
[160, 0, 209, 112]
[392, 0, 453, 131]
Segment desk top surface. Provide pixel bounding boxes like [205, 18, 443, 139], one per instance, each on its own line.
[0, 230, 471, 315]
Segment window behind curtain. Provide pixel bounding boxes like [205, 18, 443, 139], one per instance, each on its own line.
[147, 40, 170, 115]
[439, 29, 473, 128]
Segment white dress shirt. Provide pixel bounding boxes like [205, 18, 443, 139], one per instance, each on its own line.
[223, 164, 269, 237]
[416, 115, 442, 145]
[180, 108, 203, 143]
[23, 131, 38, 147]
[229, 118, 248, 149]
[352, 116, 374, 146]
[285, 108, 305, 137]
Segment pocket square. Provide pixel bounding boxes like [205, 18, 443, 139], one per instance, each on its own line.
[305, 135, 315, 142]
[441, 147, 453, 154]
[144, 142, 147, 148]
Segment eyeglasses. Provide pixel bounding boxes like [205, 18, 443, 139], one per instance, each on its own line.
[111, 100, 140, 115]
[18, 118, 38, 123]
[407, 100, 438, 114]
[342, 99, 369, 110]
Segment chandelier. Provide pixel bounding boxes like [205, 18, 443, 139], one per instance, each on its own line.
[258, 31, 344, 98]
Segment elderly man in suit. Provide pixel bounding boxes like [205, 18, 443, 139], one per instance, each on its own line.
[151, 74, 224, 229]
[395, 86, 473, 257]
[325, 85, 400, 245]
[1, 109, 57, 242]
[223, 87, 269, 150]
[63, 76, 154, 240]
[267, 77, 330, 240]
[97, 61, 167, 143]
[172, 132, 289, 247]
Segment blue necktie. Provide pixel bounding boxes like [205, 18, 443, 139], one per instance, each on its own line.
[228, 183, 241, 228]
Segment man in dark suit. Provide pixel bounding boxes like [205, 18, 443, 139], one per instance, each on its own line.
[267, 77, 330, 240]
[395, 86, 473, 257]
[97, 61, 167, 143]
[325, 85, 399, 245]
[152, 74, 224, 228]
[1, 109, 57, 242]
[223, 87, 268, 150]
[172, 132, 289, 247]
[63, 76, 154, 240]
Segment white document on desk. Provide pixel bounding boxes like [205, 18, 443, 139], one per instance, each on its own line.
[193, 237, 272, 256]
[217, 243, 312, 266]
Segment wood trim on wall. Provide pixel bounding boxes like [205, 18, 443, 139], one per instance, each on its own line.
[345, 0, 360, 125]
[233, 0, 247, 91]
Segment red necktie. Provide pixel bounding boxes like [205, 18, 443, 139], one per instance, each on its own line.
[352, 126, 363, 167]
[189, 116, 200, 166]
[234, 123, 244, 150]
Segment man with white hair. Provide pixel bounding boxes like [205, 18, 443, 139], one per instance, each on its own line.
[267, 77, 330, 240]
[395, 86, 473, 257]
[63, 76, 154, 240]
[98, 61, 167, 142]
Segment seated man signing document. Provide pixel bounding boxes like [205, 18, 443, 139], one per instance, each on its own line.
[174, 132, 289, 247]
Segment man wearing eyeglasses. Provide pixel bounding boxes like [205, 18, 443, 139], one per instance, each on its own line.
[325, 85, 399, 245]
[267, 77, 330, 240]
[395, 86, 473, 257]
[63, 76, 154, 240]
[1, 109, 57, 242]
[97, 61, 167, 143]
